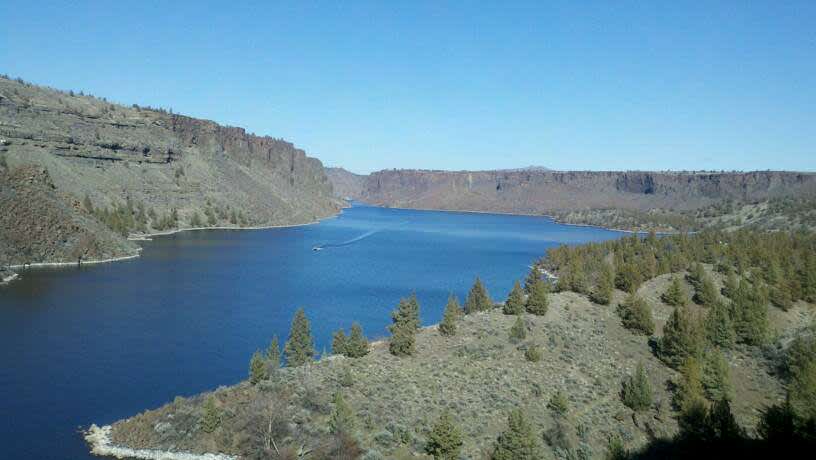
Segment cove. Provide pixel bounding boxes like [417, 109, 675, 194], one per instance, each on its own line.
[0, 204, 625, 460]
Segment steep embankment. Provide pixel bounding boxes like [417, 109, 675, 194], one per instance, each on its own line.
[325, 167, 365, 199]
[332, 169, 816, 231]
[0, 76, 342, 267]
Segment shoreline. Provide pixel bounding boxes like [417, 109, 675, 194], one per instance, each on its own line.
[85, 424, 236, 460]
[365, 202, 679, 235]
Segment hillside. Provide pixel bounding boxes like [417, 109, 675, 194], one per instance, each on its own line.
[325, 167, 365, 199]
[0, 76, 342, 268]
[330, 169, 816, 232]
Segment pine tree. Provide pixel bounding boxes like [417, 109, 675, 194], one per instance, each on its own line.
[590, 262, 615, 305]
[249, 350, 267, 385]
[328, 392, 357, 435]
[389, 295, 419, 356]
[706, 301, 736, 349]
[345, 322, 370, 358]
[615, 262, 641, 293]
[491, 409, 544, 460]
[465, 277, 493, 313]
[266, 335, 281, 372]
[661, 276, 689, 307]
[617, 293, 655, 335]
[284, 308, 315, 367]
[621, 363, 653, 412]
[439, 295, 460, 336]
[200, 395, 221, 433]
[509, 315, 527, 343]
[659, 306, 704, 368]
[702, 348, 733, 402]
[686, 263, 707, 291]
[732, 280, 769, 345]
[525, 279, 549, 316]
[503, 280, 525, 315]
[425, 410, 464, 460]
[694, 275, 718, 306]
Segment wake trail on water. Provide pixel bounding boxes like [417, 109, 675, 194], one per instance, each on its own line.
[313, 220, 409, 251]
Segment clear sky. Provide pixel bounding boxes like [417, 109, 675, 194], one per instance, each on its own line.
[2, 1, 814, 173]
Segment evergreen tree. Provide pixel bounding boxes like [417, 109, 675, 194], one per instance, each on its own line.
[439, 295, 460, 336]
[721, 272, 739, 299]
[328, 392, 357, 435]
[702, 348, 733, 402]
[590, 262, 615, 305]
[503, 280, 525, 315]
[662, 276, 689, 307]
[389, 295, 419, 356]
[525, 279, 549, 316]
[615, 262, 641, 293]
[200, 395, 221, 433]
[249, 350, 267, 385]
[732, 280, 769, 345]
[465, 277, 493, 313]
[266, 335, 281, 371]
[706, 301, 736, 349]
[345, 322, 370, 358]
[617, 293, 655, 335]
[491, 409, 544, 460]
[621, 362, 653, 412]
[332, 329, 348, 356]
[524, 265, 541, 294]
[509, 315, 527, 343]
[686, 263, 707, 291]
[694, 275, 718, 306]
[674, 357, 707, 414]
[659, 306, 704, 368]
[284, 308, 315, 367]
[771, 280, 794, 311]
[425, 410, 464, 460]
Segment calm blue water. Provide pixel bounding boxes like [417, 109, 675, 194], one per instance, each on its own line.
[0, 204, 624, 460]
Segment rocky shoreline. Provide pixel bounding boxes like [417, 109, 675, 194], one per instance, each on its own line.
[85, 424, 236, 460]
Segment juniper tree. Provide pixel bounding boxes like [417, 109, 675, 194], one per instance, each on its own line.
[509, 315, 527, 343]
[200, 395, 221, 433]
[332, 329, 348, 356]
[721, 271, 739, 299]
[439, 295, 460, 336]
[621, 363, 653, 412]
[465, 277, 493, 313]
[659, 306, 704, 368]
[249, 350, 267, 385]
[686, 263, 707, 291]
[266, 335, 281, 374]
[345, 322, 369, 358]
[702, 348, 733, 402]
[694, 275, 718, 306]
[662, 276, 689, 307]
[328, 392, 357, 435]
[389, 295, 420, 356]
[525, 279, 549, 316]
[732, 279, 769, 345]
[491, 409, 544, 460]
[617, 293, 655, 335]
[524, 265, 541, 294]
[706, 301, 736, 349]
[425, 410, 464, 460]
[590, 262, 615, 305]
[674, 356, 707, 413]
[615, 262, 641, 293]
[284, 308, 315, 367]
[503, 280, 525, 315]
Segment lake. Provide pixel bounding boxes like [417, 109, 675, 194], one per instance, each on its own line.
[0, 204, 625, 460]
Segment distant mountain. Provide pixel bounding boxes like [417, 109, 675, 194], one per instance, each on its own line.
[325, 167, 366, 199]
[0, 76, 342, 267]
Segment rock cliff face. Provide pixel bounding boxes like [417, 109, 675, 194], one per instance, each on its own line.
[350, 169, 816, 216]
[325, 167, 365, 199]
[0, 76, 342, 266]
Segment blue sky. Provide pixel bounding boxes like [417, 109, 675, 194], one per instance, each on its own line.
[2, 1, 814, 173]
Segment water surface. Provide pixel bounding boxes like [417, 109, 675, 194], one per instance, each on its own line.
[0, 204, 624, 460]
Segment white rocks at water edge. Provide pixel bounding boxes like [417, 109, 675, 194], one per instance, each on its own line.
[85, 424, 236, 460]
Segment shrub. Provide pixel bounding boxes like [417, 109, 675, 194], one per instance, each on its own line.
[465, 277, 493, 313]
[284, 308, 315, 366]
[548, 390, 569, 416]
[328, 392, 357, 435]
[509, 316, 527, 343]
[621, 363, 653, 412]
[491, 409, 544, 460]
[503, 280, 525, 315]
[425, 410, 463, 460]
[525, 279, 549, 316]
[617, 293, 655, 335]
[525, 345, 543, 362]
[200, 396, 221, 433]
